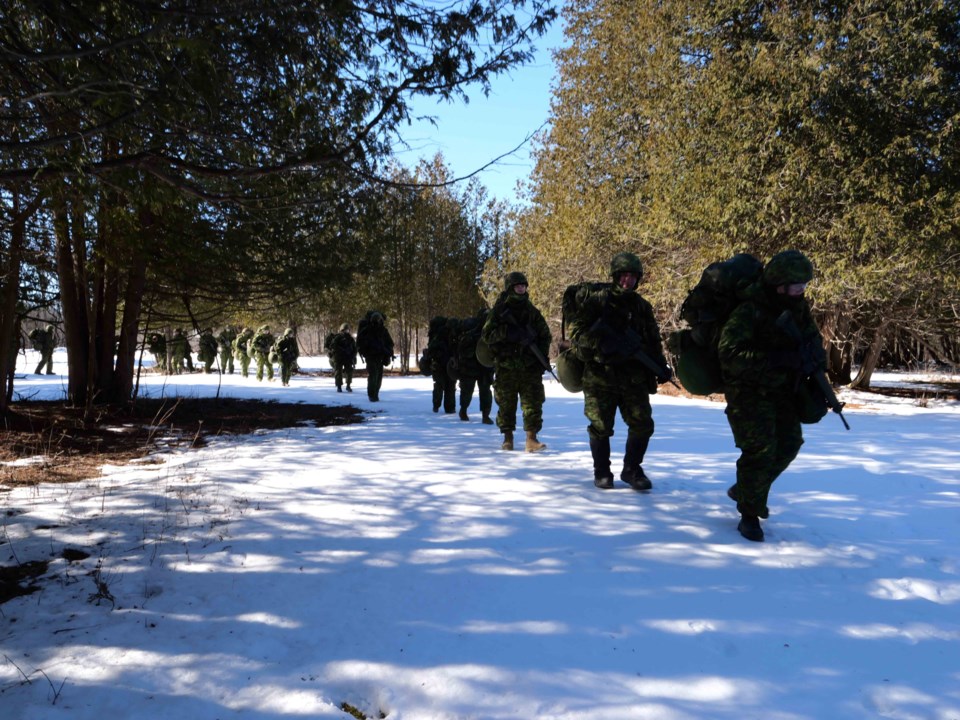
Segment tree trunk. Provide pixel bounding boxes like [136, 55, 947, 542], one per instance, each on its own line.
[112, 252, 147, 402]
[52, 191, 91, 407]
[851, 322, 890, 390]
[0, 191, 30, 414]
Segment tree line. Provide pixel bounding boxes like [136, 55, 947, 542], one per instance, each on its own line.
[514, 0, 960, 388]
[0, 0, 555, 414]
[4, 1, 958, 416]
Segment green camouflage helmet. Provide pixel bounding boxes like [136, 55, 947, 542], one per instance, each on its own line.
[504, 271, 528, 290]
[610, 252, 643, 279]
[763, 250, 814, 286]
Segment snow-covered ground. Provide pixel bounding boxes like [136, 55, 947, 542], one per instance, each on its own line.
[3, 349, 959, 719]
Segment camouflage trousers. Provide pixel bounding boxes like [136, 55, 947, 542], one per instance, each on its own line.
[366, 356, 386, 400]
[493, 364, 544, 432]
[219, 349, 234, 374]
[582, 380, 654, 442]
[459, 371, 493, 416]
[255, 355, 273, 381]
[333, 362, 353, 389]
[432, 368, 456, 413]
[724, 386, 804, 516]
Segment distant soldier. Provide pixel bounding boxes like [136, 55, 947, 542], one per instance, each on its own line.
[169, 328, 192, 374]
[197, 329, 219, 373]
[217, 325, 237, 374]
[147, 332, 167, 373]
[426, 315, 457, 414]
[251, 324, 275, 381]
[28, 324, 56, 375]
[356, 311, 394, 402]
[456, 309, 494, 424]
[233, 327, 254, 377]
[329, 323, 358, 392]
[275, 327, 300, 386]
[482, 272, 551, 452]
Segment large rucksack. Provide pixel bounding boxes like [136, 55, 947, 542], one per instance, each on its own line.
[556, 281, 610, 392]
[668, 253, 764, 396]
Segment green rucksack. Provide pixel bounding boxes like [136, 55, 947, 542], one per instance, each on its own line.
[556, 281, 609, 393]
[668, 253, 764, 396]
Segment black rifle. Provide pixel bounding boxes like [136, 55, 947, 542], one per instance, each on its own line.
[499, 307, 560, 383]
[775, 311, 850, 430]
[589, 319, 680, 389]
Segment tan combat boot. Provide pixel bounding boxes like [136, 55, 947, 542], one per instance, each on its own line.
[525, 431, 547, 453]
[501, 430, 514, 451]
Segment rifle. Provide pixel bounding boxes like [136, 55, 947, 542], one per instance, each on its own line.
[775, 310, 850, 430]
[499, 307, 560, 383]
[813, 369, 851, 430]
[590, 319, 680, 389]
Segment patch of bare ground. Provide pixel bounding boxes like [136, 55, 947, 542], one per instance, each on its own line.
[0, 397, 365, 488]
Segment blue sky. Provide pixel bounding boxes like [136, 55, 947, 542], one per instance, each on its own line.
[395, 19, 566, 204]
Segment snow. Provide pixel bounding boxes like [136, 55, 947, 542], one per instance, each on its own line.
[3, 349, 960, 719]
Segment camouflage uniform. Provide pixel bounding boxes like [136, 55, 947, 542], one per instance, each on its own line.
[718, 249, 826, 541]
[234, 327, 254, 377]
[197, 329, 219, 373]
[456, 309, 494, 424]
[481, 272, 551, 452]
[274, 327, 299, 386]
[217, 326, 237, 374]
[330, 324, 357, 392]
[569, 253, 671, 490]
[356, 311, 394, 401]
[147, 332, 167, 373]
[251, 325, 275, 381]
[28, 324, 56, 375]
[169, 328, 192, 374]
[426, 315, 457, 414]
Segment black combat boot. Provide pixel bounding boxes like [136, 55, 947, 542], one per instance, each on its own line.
[481, 412, 494, 425]
[459, 407, 469, 421]
[621, 432, 652, 491]
[590, 436, 614, 489]
[738, 513, 764, 542]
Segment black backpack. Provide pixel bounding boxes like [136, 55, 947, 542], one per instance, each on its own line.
[668, 253, 763, 395]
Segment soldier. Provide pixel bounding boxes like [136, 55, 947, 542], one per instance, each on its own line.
[719, 249, 827, 542]
[566, 252, 672, 491]
[169, 328, 192, 374]
[28, 324, 56, 375]
[197, 329, 219, 373]
[275, 327, 300, 386]
[481, 271, 551, 452]
[329, 323, 357, 392]
[234, 327, 254, 378]
[251, 325, 275, 381]
[455, 309, 494, 424]
[147, 332, 167, 373]
[217, 325, 237, 374]
[356, 311, 394, 402]
[426, 315, 457, 414]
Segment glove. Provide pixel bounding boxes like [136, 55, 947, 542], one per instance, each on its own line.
[656, 365, 674, 384]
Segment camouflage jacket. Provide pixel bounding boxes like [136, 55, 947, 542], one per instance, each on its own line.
[718, 282, 826, 393]
[569, 283, 666, 390]
[330, 332, 357, 366]
[481, 291, 551, 371]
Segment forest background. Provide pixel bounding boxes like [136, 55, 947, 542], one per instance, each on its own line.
[2, 0, 959, 418]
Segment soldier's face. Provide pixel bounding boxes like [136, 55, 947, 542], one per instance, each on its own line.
[778, 282, 808, 297]
[513, 283, 528, 295]
[617, 272, 639, 291]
